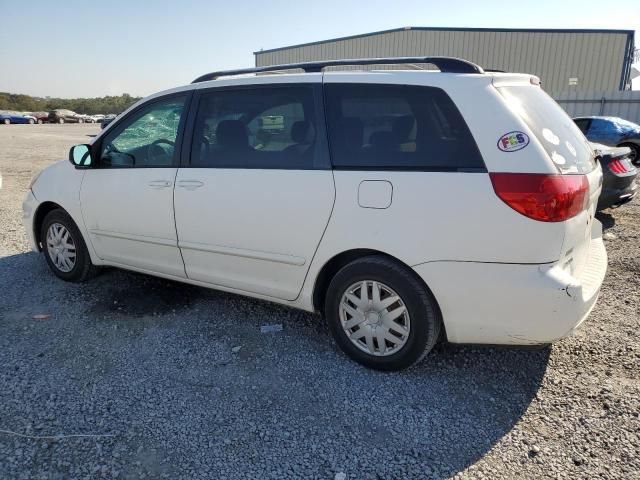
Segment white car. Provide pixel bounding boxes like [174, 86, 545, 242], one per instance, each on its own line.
[23, 57, 607, 370]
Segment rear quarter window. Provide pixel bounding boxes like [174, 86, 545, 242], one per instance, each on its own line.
[497, 86, 595, 174]
[325, 84, 485, 171]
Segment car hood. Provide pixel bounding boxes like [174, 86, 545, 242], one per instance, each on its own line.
[31, 160, 73, 197]
[35, 158, 68, 179]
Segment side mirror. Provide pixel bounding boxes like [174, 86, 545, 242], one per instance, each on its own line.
[69, 144, 93, 168]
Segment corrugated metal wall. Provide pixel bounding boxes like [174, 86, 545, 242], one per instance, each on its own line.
[255, 28, 630, 92]
[553, 90, 640, 123]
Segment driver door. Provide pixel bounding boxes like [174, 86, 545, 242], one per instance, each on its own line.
[80, 93, 190, 277]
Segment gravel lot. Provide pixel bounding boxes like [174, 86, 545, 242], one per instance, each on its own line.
[0, 124, 639, 479]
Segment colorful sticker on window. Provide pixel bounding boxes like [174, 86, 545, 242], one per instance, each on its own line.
[497, 131, 529, 152]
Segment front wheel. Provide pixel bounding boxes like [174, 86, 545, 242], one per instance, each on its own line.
[41, 209, 97, 282]
[37, 119, 43, 124]
[28, 119, 35, 124]
[58, 118, 64, 124]
[3, 119, 9, 125]
[325, 255, 442, 371]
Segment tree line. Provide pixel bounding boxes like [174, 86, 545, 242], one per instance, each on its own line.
[0, 92, 142, 115]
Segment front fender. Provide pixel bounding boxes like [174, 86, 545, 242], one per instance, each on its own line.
[30, 161, 101, 265]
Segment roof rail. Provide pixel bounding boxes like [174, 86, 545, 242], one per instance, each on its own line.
[192, 56, 484, 83]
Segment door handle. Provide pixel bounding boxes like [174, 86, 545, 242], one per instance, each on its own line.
[148, 180, 172, 189]
[177, 180, 204, 190]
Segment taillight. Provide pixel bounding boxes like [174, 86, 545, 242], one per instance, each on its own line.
[607, 158, 629, 175]
[490, 173, 589, 222]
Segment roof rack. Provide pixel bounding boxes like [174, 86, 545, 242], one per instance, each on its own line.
[192, 56, 484, 83]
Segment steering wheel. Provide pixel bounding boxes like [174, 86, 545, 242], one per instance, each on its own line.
[146, 139, 175, 164]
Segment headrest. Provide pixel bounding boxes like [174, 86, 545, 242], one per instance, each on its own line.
[369, 130, 397, 152]
[392, 115, 415, 141]
[216, 120, 248, 147]
[290, 121, 314, 144]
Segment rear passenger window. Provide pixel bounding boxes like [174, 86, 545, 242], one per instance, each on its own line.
[191, 86, 327, 169]
[325, 84, 484, 170]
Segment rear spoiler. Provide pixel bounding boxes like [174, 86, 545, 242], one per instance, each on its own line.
[491, 73, 542, 88]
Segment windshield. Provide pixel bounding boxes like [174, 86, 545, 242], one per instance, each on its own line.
[497, 86, 595, 174]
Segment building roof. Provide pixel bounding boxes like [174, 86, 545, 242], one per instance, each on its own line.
[254, 26, 635, 55]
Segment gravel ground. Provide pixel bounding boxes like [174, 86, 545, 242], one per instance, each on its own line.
[0, 124, 638, 479]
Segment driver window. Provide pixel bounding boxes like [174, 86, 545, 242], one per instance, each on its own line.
[99, 95, 186, 168]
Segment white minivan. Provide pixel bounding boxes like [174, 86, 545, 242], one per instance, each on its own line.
[23, 57, 607, 370]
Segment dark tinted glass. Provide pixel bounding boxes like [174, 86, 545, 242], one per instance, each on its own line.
[573, 118, 590, 134]
[588, 119, 611, 135]
[324, 84, 484, 170]
[191, 86, 326, 169]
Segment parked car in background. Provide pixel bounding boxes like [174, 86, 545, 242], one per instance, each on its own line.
[0, 111, 36, 124]
[574, 116, 640, 167]
[100, 114, 117, 129]
[29, 111, 50, 124]
[91, 114, 105, 123]
[590, 142, 637, 210]
[24, 57, 608, 371]
[48, 109, 84, 124]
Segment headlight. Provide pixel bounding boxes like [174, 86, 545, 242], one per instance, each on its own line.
[28, 170, 42, 190]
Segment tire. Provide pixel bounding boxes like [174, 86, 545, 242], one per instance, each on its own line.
[78, 118, 84, 124]
[58, 118, 64, 124]
[324, 255, 441, 371]
[37, 119, 43, 124]
[41, 209, 97, 282]
[3, 119, 9, 125]
[618, 142, 640, 167]
[28, 119, 35, 124]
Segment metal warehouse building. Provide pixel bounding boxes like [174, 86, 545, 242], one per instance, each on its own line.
[255, 27, 635, 91]
[255, 27, 640, 121]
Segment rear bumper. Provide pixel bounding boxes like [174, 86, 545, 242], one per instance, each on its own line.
[598, 178, 637, 210]
[413, 221, 607, 345]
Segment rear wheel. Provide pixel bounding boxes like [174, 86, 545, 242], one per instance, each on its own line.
[28, 119, 35, 124]
[3, 119, 9, 125]
[619, 143, 639, 167]
[37, 119, 43, 124]
[41, 209, 97, 282]
[324, 255, 441, 371]
[58, 118, 64, 124]
[78, 118, 84, 124]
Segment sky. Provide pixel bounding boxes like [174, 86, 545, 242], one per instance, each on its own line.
[0, 0, 638, 98]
